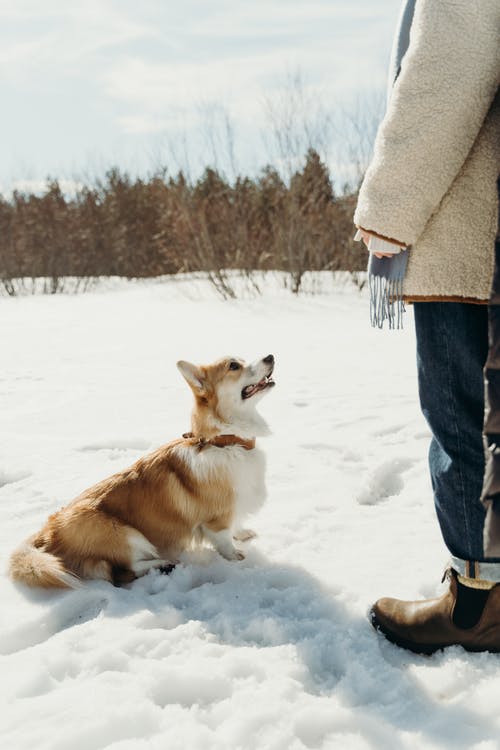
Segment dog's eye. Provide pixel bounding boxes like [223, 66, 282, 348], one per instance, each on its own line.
[229, 361, 241, 371]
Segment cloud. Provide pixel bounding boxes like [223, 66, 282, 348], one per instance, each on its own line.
[118, 114, 174, 135]
[0, 0, 158, 79]
[103, 37, 389, 140]
[188, 0, 386, 37]
[0, 0, 402, 186]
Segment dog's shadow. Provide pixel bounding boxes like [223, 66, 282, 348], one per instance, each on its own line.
[6, 548, 499, 749]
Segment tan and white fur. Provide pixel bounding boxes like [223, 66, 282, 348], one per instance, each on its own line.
[9, 354, 275, 589]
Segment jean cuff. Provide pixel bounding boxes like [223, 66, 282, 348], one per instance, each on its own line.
[451, 556, 500, 582]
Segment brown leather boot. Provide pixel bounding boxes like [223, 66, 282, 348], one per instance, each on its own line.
[370, 569, 500, 654]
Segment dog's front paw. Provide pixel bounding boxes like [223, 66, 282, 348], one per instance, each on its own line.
[223, 547, 245, 561]
[233, 528, 257, 542]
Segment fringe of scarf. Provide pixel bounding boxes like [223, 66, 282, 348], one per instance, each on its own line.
[368, 251, 409, 330]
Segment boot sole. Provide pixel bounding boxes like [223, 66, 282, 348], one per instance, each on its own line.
[370, 608, 500, 656]
[370, 609, 444, 655]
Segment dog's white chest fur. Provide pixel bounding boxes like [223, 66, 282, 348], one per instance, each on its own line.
[183, 444, 267, 526]
[223, 445, 267, 526]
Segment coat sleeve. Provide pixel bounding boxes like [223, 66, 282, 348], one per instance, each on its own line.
[354, 0, 500, 247]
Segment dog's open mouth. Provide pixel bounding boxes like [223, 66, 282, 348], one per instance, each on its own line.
[241, 373, 275, 400]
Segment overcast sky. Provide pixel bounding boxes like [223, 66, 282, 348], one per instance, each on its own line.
[0, 0, 402, 193]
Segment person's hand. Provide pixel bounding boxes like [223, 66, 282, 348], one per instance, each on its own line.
[359, 229, 395, 259]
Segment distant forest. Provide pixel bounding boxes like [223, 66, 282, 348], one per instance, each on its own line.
[0, 148, 366, 296]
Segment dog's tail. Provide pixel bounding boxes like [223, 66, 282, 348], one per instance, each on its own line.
[8, 540, 81, 589]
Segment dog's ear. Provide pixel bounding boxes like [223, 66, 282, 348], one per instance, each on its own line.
[177, 361, 206, 392]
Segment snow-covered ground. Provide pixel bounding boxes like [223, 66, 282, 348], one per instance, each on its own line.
[1, 275, 499, 750]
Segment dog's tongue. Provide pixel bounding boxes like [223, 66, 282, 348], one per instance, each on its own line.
[242, 376, 275, 399]
[242, 383, 258, 398]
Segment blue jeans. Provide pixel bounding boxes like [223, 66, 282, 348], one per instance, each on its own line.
[414, 301, 495, 569]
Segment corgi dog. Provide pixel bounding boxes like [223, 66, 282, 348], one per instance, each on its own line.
[9, 354, 275, 589]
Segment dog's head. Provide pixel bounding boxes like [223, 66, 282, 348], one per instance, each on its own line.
[177, 355, 275, 438]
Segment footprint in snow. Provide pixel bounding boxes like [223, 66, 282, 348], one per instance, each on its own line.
[300, 444, 361, 462]
[371, 423, 406, 438]
[77, 438, 151, 454]
[0, 469, 32, 489]
[356, 457, 415, 505]
[300, 442, 337, 452]
[0, 589, 108, 656]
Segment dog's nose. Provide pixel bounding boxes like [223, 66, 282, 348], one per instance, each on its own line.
[263, 354, 274, 365]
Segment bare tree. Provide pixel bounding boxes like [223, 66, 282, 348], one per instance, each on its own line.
[332, 90, 385, 191]
[262, 69, 334, 180]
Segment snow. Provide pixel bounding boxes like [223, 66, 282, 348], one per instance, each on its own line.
[1, 274, 499, 750]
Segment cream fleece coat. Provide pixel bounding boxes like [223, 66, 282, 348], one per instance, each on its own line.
[354, 0, 500, 301]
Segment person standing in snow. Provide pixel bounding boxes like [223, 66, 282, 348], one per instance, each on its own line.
[354, 0, 500, 653]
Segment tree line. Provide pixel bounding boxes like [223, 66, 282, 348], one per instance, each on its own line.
[0, 148, 365, 296]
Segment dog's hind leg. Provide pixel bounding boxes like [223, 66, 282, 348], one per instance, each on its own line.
[80, 559, 114, 582]
[126, 528, 172, 578]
